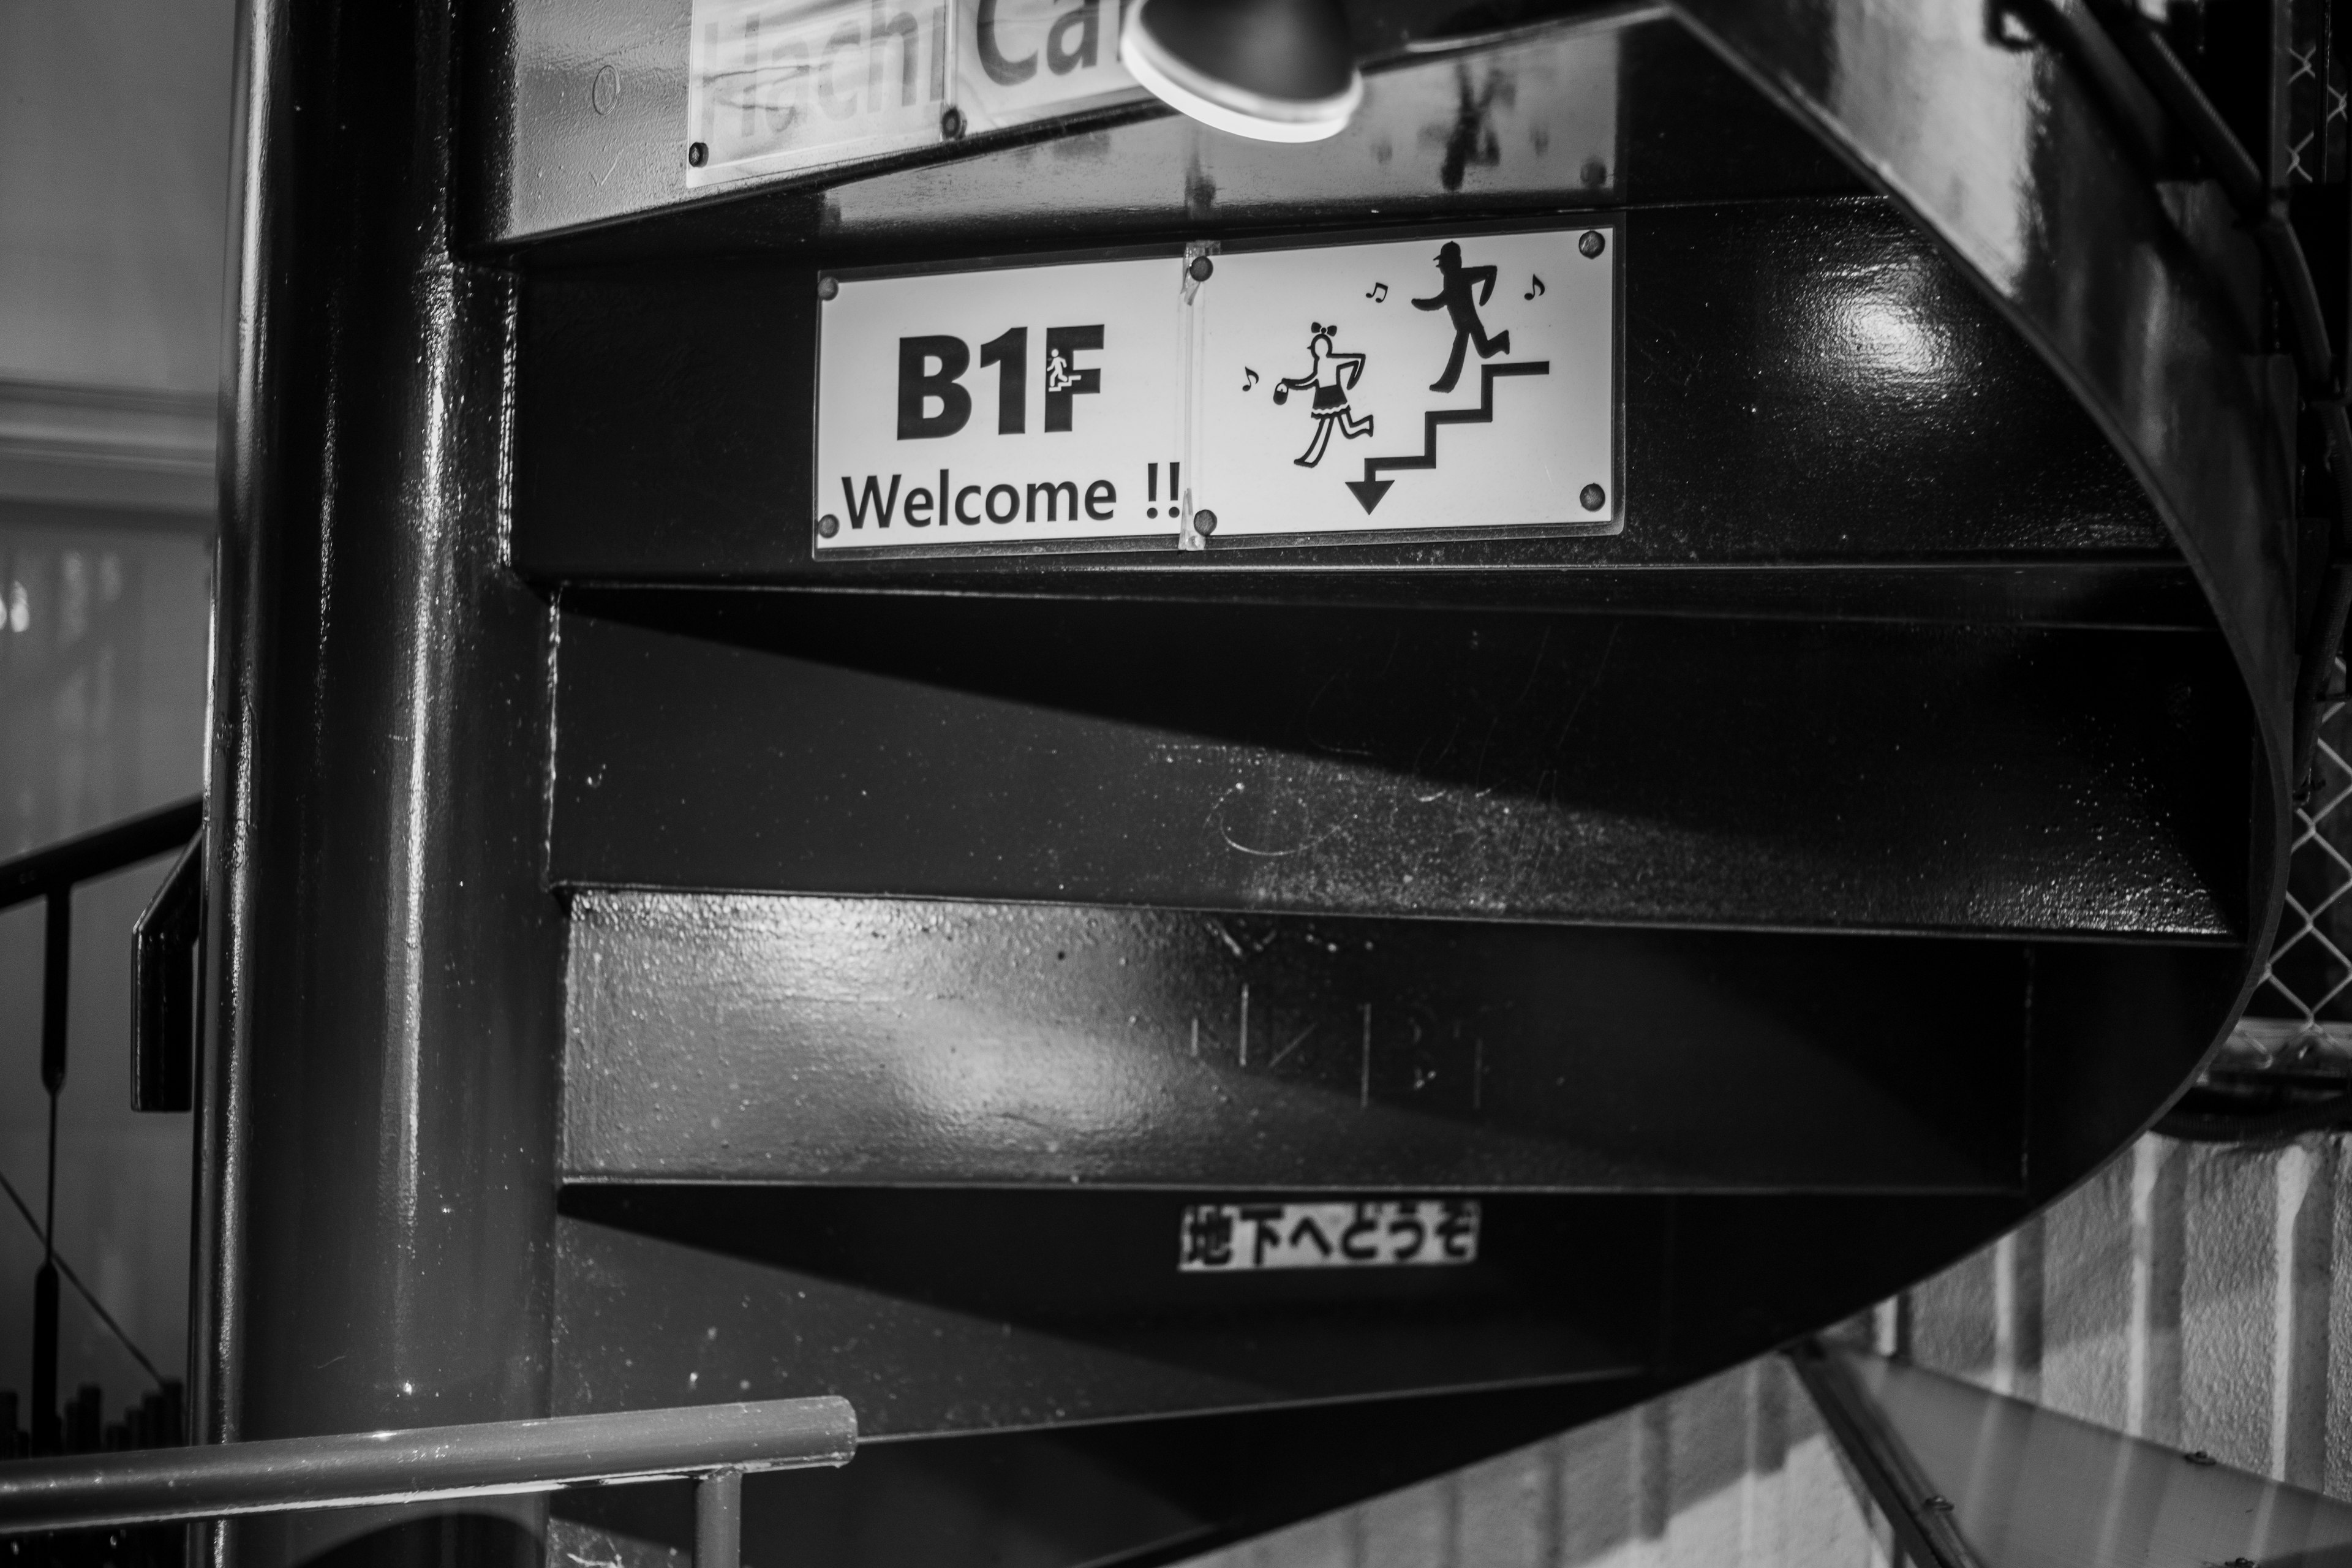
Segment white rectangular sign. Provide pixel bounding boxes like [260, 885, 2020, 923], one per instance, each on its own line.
[1178, 1200, 1482, 1272]
[957, 0, 1137, 132]
[688, 0, 1137, 189]
[1194, 230, 1618, 539]
[814, 226, 1618, 554]
[816, 255, 1183, 549]
[688, 0, 953, 188]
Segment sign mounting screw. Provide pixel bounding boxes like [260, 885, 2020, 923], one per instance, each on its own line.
[816, 514, 840, 538]
[1193, 509, 1218, 535]
[1188, 254, 1215, 282]
[940, 106, 965, 140]
[1580, 484, 1605, 512]
[817, 276, 839, 301]
[687, 141, 709, 168]
[1578, 230, 1605, 258]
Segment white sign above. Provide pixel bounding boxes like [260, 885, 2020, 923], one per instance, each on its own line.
[687, 0, 1138, 189]
[957, 0, 1136, 132]
[813, 225, 1619, 555]
[688, 0, 952, 186]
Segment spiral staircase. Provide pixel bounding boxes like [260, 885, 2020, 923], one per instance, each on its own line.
[177, 0, 2331, 1562]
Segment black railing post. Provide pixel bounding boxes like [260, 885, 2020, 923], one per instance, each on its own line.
[42, 888, 70, 1096]
[30, 1264, 58, 1455]
[0, 800, 200, 1459]
[695, 1468, 742, 1568]
[41, 886, 70, 1095]
[34, 884, 70, 1455]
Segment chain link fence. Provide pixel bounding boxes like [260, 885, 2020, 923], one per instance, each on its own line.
[2231, 669, 2352, 1070]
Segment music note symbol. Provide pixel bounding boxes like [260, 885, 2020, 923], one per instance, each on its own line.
[1243, 368, 1259, 391]
[1366, 282, 1388, 303]
[1525, 274, 1546, 300]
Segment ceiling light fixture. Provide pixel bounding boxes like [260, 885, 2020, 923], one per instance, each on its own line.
[1119, 0, 1363, 143]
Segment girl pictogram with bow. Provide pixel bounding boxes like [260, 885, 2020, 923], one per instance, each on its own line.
[1273, 322, 1373, 467]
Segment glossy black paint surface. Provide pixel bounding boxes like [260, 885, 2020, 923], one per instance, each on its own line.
[547, 1188, 2032, 1444]
[576, 565, 2216, 624]
[131, 829, 205, 1114]
[208, 0, 565, 1562]
[1672, 0, 2294, 949]
[553, 1189, 1656, 1434]
[563, 891, 2034, 1190]
[551, 601, 2244, 936]
[514, 200, 2168, 581]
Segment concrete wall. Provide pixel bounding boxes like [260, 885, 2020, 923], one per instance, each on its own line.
[1179, 1359, 1890, 1568]
[1182, 1131, 2352, 1564]
[1896, 1134, 2351, 1493]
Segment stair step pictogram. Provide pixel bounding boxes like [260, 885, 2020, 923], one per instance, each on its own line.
[1344, 361, 1552, 513]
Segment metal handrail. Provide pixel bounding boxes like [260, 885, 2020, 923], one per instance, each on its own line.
[0, 794, 207, 1454]
[0, 797, 203, 913]
[0, 1396, 857, 1568]
[1785, 1341, 1978, 1568]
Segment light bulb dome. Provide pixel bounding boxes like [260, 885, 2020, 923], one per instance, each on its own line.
[1119, 0, 1363, 143]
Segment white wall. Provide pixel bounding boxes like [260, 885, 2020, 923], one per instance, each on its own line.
[0, 0, 235, 1436]
[0, 0, 239, 394]
[0, 524, 213, 1419]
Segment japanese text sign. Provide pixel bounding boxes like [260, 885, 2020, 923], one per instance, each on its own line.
[1177, 1200, 1482, 1272]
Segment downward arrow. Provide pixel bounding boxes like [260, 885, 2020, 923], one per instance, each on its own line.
[1345, 361, 1550, 516]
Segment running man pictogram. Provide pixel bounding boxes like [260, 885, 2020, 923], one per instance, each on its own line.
[1412, 241, 1511, 393]
[1273, 322, 1374, 467]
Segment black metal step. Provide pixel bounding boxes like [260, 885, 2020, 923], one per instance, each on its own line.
[546, 1186, 2029, 1439]
[549, 603, 2246, 937]
[561, 891, 2047, 1191]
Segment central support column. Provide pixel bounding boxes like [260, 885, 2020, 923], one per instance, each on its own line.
[200, 1, 563, 1564]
